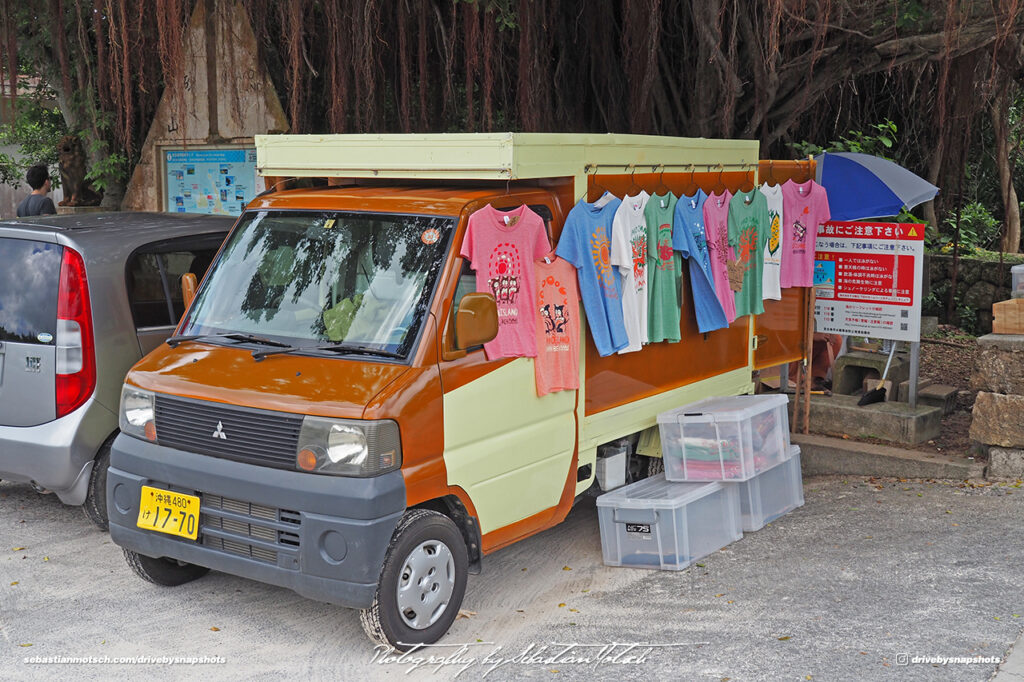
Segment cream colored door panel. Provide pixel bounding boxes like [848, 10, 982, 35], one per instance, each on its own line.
[443, 357, 575, 534]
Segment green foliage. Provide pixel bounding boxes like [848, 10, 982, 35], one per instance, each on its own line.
[790, 120, 899, 160]
[83, 136, 127, 194]
[940, 201, 1001, 250]
[0, 94, 68, 188]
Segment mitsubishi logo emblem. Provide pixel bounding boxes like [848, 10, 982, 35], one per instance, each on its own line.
[212, 421, 228, 440]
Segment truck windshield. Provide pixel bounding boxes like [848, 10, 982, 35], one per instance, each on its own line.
[180, 210, 454, 357]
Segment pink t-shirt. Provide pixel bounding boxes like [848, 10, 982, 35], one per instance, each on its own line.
[460, 204, 551, 359]
[780, 179, 831, 288]
[703, 190, 737, 323]
[534, 254, 580, 396]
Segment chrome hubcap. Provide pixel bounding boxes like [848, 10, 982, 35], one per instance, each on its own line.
[396, 540, 456, 630]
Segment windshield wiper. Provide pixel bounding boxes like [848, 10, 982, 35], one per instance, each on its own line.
[252, 342, 403, 362]
[167, 332, 293, 349]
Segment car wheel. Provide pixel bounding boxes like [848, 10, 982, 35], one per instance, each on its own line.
[360, 509, 468, 651]
[82, 442, 111, 530]
[647, 456, 664, 477]
[123, 549, 210, 587]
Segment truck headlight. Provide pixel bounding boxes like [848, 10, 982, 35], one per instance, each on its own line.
[295, 416, 401, 476]
[119, 385, 156, 442]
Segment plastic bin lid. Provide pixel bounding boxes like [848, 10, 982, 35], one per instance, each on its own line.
[1012, 263, 1024, 273]
[659, 393, 789, 423]
[596, 473, 724, 510]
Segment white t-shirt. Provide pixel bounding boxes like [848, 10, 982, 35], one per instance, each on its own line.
[610, 191, 650, 353]
[759, 183, 784, 301]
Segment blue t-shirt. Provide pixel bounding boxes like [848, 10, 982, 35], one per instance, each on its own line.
[673, 190, 728, 333]
[556, 198, 629, 356]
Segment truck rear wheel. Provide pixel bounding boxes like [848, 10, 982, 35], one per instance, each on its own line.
[360, 509, 468, 651]
[123, 549, 210, 586]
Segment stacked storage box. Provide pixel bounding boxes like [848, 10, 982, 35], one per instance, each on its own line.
[596, 394, 804, 570]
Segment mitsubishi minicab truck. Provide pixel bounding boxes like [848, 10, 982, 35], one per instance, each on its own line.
[107, 134, 809, 649]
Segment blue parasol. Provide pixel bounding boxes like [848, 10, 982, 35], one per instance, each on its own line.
[813, 152, 939, 221]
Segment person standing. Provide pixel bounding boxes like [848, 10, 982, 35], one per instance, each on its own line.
[16, 164, 57, 217]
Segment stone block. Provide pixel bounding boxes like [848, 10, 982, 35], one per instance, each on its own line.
[971, 334, 1024, 395]
[985, 447, 1024, 480]
[791, 393, 942, 445]
[918, 384, 959, 415]
[920, 315, 939, 336]
[897, 378, 933, 403]
[969, 392, 1024, 447]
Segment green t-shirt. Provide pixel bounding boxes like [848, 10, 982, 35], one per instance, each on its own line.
[644, 192, 681, 342]
[728, 189, 770, 317]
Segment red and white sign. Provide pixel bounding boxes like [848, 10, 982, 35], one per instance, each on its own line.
[813, 221, 924, 341]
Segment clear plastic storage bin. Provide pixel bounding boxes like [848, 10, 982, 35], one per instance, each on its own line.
[736, 445, 804, 531]
[1013, 264, 1024, 298]
[659, 394, 790, 482]
[596, 474, 742, 571]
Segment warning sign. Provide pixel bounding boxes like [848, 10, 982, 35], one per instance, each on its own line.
[813, 221, 924, 342]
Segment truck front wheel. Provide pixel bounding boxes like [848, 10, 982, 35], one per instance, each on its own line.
[123, 549, 210, 586]
[360, 509, 468, 651]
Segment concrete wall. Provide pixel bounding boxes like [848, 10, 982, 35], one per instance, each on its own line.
[121, 0, 288, 212]
[924, 254, 1020, 334]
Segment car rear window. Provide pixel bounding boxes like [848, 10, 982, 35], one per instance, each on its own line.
[0, 238, 62, 345]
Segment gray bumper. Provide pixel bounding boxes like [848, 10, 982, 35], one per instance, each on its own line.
[107, 434, 405, 610]
[0, 397, 116, 505]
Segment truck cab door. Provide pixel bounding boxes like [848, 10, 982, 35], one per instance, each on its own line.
[437, 200, 578, 544]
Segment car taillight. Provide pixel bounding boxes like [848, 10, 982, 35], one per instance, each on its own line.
[56, 247, 96, 418]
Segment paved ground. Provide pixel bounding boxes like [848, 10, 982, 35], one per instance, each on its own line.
[2, 474, 1024, 681]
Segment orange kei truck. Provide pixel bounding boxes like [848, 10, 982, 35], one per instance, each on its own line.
[107, 134, 809, 649]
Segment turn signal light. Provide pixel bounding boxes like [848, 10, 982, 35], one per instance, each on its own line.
[297, 449, 318, 471]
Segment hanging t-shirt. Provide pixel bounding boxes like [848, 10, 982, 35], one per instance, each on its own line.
[780, 179, 831, 288]
[459, 203, 551, 359]
[534, 253, 581, 396]
[556, 197, 629, 356]
[610, 191, 650, 353]
[759, 182, 784, 301]
[703, 190, 737, 323]
[673, 190, 727, 333]
[644, 192, 681, 343]
[728, 189, 770, 317]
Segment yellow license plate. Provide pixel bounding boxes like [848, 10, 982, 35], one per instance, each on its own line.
[137, 486, 200, 540]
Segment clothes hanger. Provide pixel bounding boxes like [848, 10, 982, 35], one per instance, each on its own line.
[764, 161, 776, 187]
[739, 164, 755, 195]
[627, 164, 641, 197]
[713, 164, 726, 194]
[684, 164, 698, 197]
[655, 164, 670, 196]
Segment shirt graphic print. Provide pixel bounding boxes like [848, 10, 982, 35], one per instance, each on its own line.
[460, 203, 551, 359]
[534, 255, 581, 396]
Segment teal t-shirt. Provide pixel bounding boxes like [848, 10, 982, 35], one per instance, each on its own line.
[728, 189, 770, 317]
[644, 192, 681, 342]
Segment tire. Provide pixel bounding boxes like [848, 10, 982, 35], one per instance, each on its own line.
[360, 509, 468, 651]
[646, 456, 664, 477]
[123, 549, 210, 587]
[82, 443, 111, 530]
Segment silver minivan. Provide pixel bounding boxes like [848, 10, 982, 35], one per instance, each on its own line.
[0, 212, 232, 528]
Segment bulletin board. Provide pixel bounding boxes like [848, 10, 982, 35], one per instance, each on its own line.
[163, 147, 261, 216]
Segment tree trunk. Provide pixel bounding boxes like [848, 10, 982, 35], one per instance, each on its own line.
[993, 82, 1021, 253]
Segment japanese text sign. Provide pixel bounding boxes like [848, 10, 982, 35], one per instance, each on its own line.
[813, 221, 924, 341]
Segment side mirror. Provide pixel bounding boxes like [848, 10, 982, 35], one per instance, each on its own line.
[181, 272, 198, 310]
[455, 292, 498, 350]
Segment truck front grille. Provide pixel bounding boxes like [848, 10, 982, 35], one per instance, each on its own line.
[200, 493, 302, 565]
[155, 394, 303, 470]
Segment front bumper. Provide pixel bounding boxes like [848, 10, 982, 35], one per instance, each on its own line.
[0, 397, 116, 505]
[107, 434, 406, 609]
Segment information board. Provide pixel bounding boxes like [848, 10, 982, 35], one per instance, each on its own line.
[164, 148, 261, 216]
[813, 221, 924, 342]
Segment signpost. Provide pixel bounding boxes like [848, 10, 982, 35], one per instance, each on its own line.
[813, 220, 925, 405]
[163, 147, 261, 216]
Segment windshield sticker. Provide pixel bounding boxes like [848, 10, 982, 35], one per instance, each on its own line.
[323, 218, 336, 230]
[421, 228, 440, 245]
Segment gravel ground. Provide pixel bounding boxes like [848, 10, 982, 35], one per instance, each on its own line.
[3, 473, 1024, 681]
